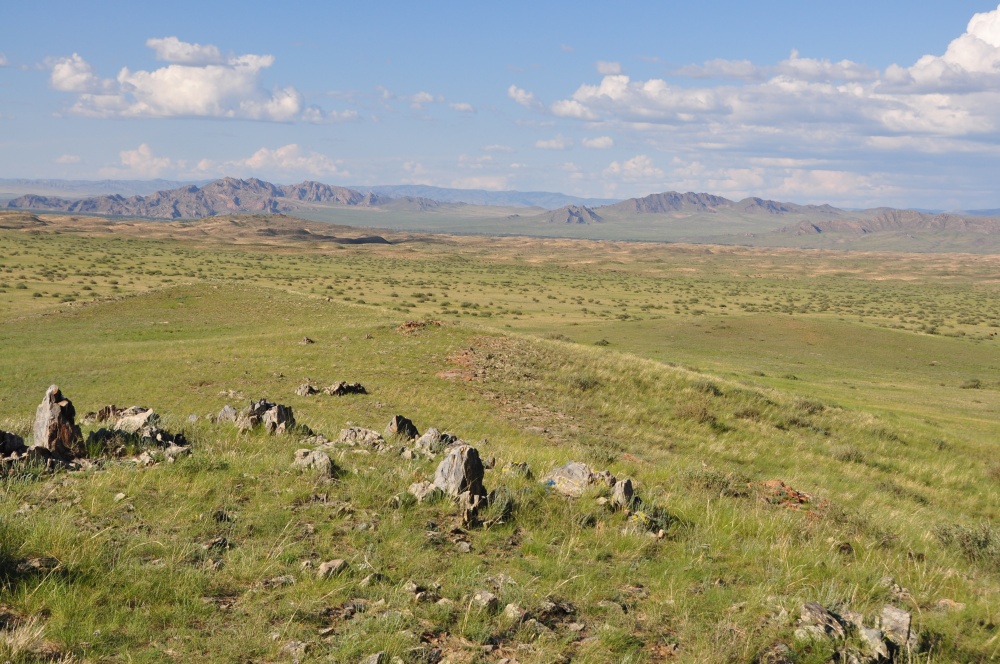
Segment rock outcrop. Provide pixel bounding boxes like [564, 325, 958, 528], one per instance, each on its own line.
[32, 385, 83, 458]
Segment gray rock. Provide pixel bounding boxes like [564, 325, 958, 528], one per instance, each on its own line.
[541, 461, 597, 497]
[360, 652, 386, 664]
[503, 603, 526, 622]
[317, 559, 348, 579]
[414, 428, 459, 455]
[32, 385, 83, 458]
[797, 601, 846, 640]
[859, 626, 889, 660]
[292, 449, 334, 475]
[237, 399, 295, 434]
[385, 415, 419, 440]
[217, 405, 237, 422]
[433, 445, 486, 499]
[611, 478, 636, 509]
[471, 590, 498, 612]
[880, 605, 911, 647]
[113, 407, 158, 433]
[186, 414, 198, 424]
[408, 481, 442, 503]
[295, 383, 318, 397]
[338, 427, 384, 447]
[163, 444, 191, 462]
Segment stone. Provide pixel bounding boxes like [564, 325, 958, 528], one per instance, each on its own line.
[471, 590, 498, 612]
[237, 400, 295, 434]
[300, 336, 315, 345]
[934, 598, 965, 611]
[186, 414, 198, 424]
[338, 427, 384, 447]
[217, 405, 237, 422]
[0, 430, 26, 456]
[360, 652, 386, 664]
[113, 407, 158, 434]
[859, 627, 889, 660]
[317, 559, 348, 579]
[503, 603, 526, 622]
[611, 478, 636, 510]
[541, 461, 597, 497]
[292, 449, 334, 476]
[324, 381, 367, 396]
[433, 445, 487, 499]
[32, 385, 83, 458]
[880, 605, 911, 647]
[163, 444, 191, 462]
[295, 384, 318, 397]
[408, 481, 442, 503]
[385, 415, 419, 440]
[797, 602, 846, 640]
[414, 428, 459, 455]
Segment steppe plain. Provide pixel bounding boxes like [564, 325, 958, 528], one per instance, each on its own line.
[0, 208, 998, 662]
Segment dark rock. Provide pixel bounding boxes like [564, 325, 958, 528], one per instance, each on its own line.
[1, 430, 26, 456]
[300, 336, 315, 345]
[541, 461, 598, 497]
[324, 381, 367, 396]
[795, 601, 846, 641]
[433, 445, 486, 499]
[385, 415, 419, 440]
[32, 385, 83, 458]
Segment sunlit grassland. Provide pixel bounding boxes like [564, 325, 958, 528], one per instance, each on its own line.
[0, 218, 998, 662]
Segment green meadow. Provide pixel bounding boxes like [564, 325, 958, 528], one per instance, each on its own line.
[0, 214, 998, 662]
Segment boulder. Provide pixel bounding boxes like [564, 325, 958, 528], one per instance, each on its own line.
[237, 399, 295, 434]
[880, 605, 911, 647]
[113, 407, 158, 434]
[794, 602, 846, 642]
[385, 415, 419, 440]
[500, 461, 533, 479]
[433, 445, 486, 499]
[611, 478, 637, 510]
[414, 428, 459, 455]
[541, 461, 599, 497]
[317, 559, 348, 579]
[295, 384, 318, 397]
[32, 385, 83, 458]
[471, 590, 498, 612]
[291, 449, 334, 476]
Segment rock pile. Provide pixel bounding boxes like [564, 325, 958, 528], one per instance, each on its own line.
[235, 399, 295, 434]
[295, 381, 367, 397]
[794, 600, 917, 662]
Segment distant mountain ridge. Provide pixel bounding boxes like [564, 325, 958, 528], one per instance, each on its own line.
[354, 184, 618, 209]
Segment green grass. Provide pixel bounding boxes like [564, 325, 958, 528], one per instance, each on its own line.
[0, 219, 998, 662]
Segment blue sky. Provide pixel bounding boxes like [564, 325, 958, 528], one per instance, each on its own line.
[2, 1, 1000, 208]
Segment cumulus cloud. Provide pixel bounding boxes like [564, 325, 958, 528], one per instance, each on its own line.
[451, 175, 508, 190]
[546, 4, 1000, 161]
[55, 154, 81, 164]
[508, 84, 542, 110]
[604, 155, 664, 180]
[49, 38, 344, 122]
[482, 144, 514, 153]
[535, 135, 573, 150]
[450, 102, 476, 112]
[100, 143, 174, 178]
[582, 136, 614, 149]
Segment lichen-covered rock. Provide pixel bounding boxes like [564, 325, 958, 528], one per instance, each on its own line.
[541, 461, 598, 497]
[611, 478, 636, 510]
[237, 399, 294, 434]
[32, 385, 83, 458]
[880, 605, 911, 647]
[433, 445, 486, 499]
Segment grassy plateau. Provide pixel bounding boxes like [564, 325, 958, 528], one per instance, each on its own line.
[0, 210, 998, 662]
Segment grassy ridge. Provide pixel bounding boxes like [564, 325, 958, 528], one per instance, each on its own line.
[0, 220, 998, 661]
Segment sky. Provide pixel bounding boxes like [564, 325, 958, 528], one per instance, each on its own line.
[3, 1, 1000, 208]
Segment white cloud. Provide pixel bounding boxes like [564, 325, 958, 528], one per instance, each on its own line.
[49, 38, 346, 122]
[410, 91, 437, 109]
[55, 154, 81, 164]
[100, 143, 174, 178]
[604, 155, 664, 180]
[535, 135, 573, 150]
[50, 53, 115, 93]
[450, 102, 476, 113]
[596, 60, 622, 75]
[582, 136, 614, 149]
[482, 144, 514, 153]
[229, 144, 345, 177]
[508, 84, 542, 110]
[146, 36, 224, 65]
